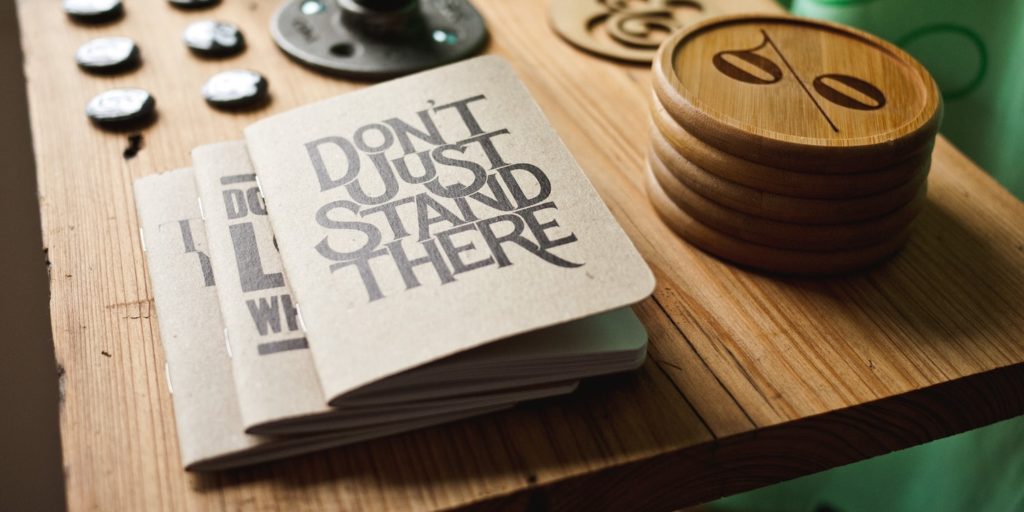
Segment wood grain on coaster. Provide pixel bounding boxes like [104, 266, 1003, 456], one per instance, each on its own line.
[651, 99, 931, 198]
[651, 129, 928, 224]
[648, 150, 926, 251]
[645, 161, 912, 274]
[652, 14, 941, 172]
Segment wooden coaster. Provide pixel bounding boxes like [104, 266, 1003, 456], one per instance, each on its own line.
[645, 160, 912, 275]
[650, 98, 931, 198]
[651, 128, 929, 224]
[648, 150, 926, 251]
[652, 14, 942, 173]
[549, 0, 717, 63]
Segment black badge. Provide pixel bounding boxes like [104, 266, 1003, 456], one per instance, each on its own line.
[168, 0, 221, 9]
[63, 0, 123, 23]
[76, 37, 140, 74]
[183, 20, 245, 57]
[86, 88, 156, 129]
[202, 70, 269, 110]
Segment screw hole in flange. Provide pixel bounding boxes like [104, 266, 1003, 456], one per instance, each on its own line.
[272, 0, 488, 78]
[432, 28, 459, 45]
[300, 0, 324, 14]
[330, 43, 355, 57]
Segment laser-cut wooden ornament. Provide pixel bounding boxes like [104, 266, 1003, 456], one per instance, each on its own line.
[550, 0, 716, 63]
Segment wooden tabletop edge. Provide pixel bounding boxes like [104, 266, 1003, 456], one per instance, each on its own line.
[452, 362, 1024, 511]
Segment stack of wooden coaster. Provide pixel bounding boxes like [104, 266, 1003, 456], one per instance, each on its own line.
[647, 14, 942, 274]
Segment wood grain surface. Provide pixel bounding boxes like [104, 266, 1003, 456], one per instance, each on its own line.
[644, 157, 913, 274]
[649, 126, 929, 224]
[650, 97, 930, 198]
[645, 144, 926, 251]
[653, 14, 942, 172]
[15, 0, 1024, 510]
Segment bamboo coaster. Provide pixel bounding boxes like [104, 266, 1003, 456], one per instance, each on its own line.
[650, 129, 928, 224]
[648, 150, 926, 251]
[645, 160, 912, 274]
[652, 14, 942, 173]
[650, 99, 931, 198]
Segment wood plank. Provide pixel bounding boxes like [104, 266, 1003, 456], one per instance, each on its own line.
[16, 0, 1024, 509]
[466, 363, 1024, 511]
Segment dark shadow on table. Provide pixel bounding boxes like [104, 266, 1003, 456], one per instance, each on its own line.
[0, 3, 67, 512]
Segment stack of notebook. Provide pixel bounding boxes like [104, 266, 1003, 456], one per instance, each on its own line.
[135, 56, 655, 471]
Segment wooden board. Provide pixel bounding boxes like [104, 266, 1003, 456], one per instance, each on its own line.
[15, 0, 1024, 510]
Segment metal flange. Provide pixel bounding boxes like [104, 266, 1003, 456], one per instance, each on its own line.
[271, 0, 488, 80]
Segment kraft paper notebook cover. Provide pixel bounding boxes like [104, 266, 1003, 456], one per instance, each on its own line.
[192, 141, 580, 434]
[192, 142, 334, 433]
[135, 168, 533, 470]
[245, 56, 655, 404]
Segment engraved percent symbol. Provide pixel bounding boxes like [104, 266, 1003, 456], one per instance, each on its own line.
[713, 29, 887, 133]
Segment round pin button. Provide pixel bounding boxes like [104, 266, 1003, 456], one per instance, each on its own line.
[183, 20, 246, 58]
[202, 69, 269, 110]
[63, 0, 123, 23]
[168, 0, 220, 9]
[86, 88, 156, 128]
[653, 15, 942, 172]
[76, 37, 140, 74]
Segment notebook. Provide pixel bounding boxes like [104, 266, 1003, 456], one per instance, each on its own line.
[135, 167, 565, 469]
[192, 141, 582, 435]
[134, 56, 656, 470]
[244, 56, 655, 406]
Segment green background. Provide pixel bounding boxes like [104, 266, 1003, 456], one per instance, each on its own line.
[712, 2, 1024, 511]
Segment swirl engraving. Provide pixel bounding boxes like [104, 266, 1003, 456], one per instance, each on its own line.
[551, 0, 710, 63]
[605, 6, 679, 49]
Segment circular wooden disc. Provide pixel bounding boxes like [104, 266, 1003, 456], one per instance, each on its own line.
[650, 128, 929, 224]
[648, 150, 926, 251]
[652, 14, 942, 172]
[549, 0, 717, 63]
[650, 98, 931, 198]
[645, 160, 911, 275]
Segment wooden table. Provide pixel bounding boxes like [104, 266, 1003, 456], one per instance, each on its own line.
[17, 0, 1024, 509]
